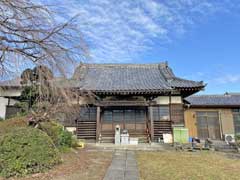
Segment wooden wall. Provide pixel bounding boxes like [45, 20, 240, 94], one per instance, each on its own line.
[220, 109, 235, 134]
[184, 108, 235, 138]
[171, 104, 184, 125]
[184, 109, 197, 137]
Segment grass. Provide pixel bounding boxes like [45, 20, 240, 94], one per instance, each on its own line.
[0, 148, 112, 180]
[137, 151, 240, 180]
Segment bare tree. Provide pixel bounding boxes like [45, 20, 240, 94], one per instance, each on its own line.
[0, 0, 88, 76]
[0, 0, 89, 124]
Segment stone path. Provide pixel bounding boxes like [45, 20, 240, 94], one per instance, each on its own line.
[103, 150, 139, 180]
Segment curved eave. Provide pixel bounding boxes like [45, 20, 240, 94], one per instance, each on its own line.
[173, 85, 206, 98]
[173, 86, 205, 91]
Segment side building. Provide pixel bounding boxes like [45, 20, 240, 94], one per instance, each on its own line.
[0, 78, 22, 119]
[185, 93, 240, 140]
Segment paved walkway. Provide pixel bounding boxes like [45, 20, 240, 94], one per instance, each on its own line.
[103, 150, 139, 180]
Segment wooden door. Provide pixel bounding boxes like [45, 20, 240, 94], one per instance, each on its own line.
[196, 112, 221, 140]
[101, 110, 113, 131]
[113, 109, 124, 130]
[135, 109, 146, 131]
[196, 114, 209, 139]
[124, 109, 136, 131]
[101, 107, 147, 132]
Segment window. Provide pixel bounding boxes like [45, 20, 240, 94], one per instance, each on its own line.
[196, 111, 220, 140]
[80, 107, 97, 122]
[89, 108, 97, 121]
[233, 109, 240, 134]
[232, 108, 240, 113]
[113, 110, 123, 123]
[125, 110, 135, 123]
[152, 106, 170, 121]
[159, 106, 170, 120]
[233, 114, 240, 134]
[135, 110, 145, 122]
[102, 108, 146, 123]
[170, 104, 184, 124]
[103, 110, 112, 123]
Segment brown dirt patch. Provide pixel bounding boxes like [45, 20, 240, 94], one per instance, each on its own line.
[1, 149, 112, 180]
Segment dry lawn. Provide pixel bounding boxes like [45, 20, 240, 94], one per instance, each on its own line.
[1, 149, 112, 180]
[137, 151, 240, 180]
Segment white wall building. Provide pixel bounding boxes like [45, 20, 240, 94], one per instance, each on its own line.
[0, 78, 22, 119]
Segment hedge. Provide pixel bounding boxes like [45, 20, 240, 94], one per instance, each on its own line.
[0, 127, 60, 178]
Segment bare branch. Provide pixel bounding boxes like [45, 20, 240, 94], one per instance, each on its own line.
[0, 0, 88, 76]
[0, 0, 90, 123]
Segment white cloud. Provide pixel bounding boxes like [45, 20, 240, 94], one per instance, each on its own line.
[185, 68, 240, 86]
[215, 74, 240, 84]
[41, 0, 239, 62]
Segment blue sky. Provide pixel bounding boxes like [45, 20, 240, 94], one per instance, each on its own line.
[43, 0, 240, 94]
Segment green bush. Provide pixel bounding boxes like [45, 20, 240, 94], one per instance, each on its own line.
[38, 121, 75, 149]
[14, 101, 29, 116]
[0, 127, 60, 178]
[38, 121, 62, 146]
[235, 134, 240, 141]
[235, 134, 240, 147]
[59, 130, 73, 147]
[71, 135, 80, 148]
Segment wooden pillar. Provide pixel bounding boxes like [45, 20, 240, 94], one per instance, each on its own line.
[96, 106, 101, 142]
[169, 95, 172, 123]
[148, 106, 154, 141]
[218, 111, 223, 140]
[7, 98, 10, 106]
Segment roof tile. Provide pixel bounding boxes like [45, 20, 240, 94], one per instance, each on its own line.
[73, 63, 204, 93]
[186, 94, 240, 106]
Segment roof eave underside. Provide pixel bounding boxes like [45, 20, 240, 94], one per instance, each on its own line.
[78, 86, 204, 95]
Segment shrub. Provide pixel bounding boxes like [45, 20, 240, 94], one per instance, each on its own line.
[235, 134, 240, 147]
[38, 121, 75, 149]
[59, 130, 73, 147]
[0, 127, 60, 178]
[14, 101, 29, 116]
[235, 134, 240, 141]
[0, 116, 28, 135]
[38, 121, 62, 146]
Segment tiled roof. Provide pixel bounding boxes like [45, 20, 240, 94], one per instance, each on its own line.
[186, 93, 240, 107]
[0, 77, 21, 88]
[72, 62, 204, 94]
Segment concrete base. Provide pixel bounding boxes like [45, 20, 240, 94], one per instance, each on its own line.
[87, 143, 174, 151]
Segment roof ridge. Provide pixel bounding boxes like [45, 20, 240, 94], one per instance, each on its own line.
[189, 94, 233, 97]
[81, 62, 168, 68]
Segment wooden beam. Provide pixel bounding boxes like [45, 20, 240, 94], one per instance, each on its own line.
[169, 94, 172, 123]
[96, 106, 101, 142]
[148, 106, 154, 141]
[95, 100, 148, 107]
